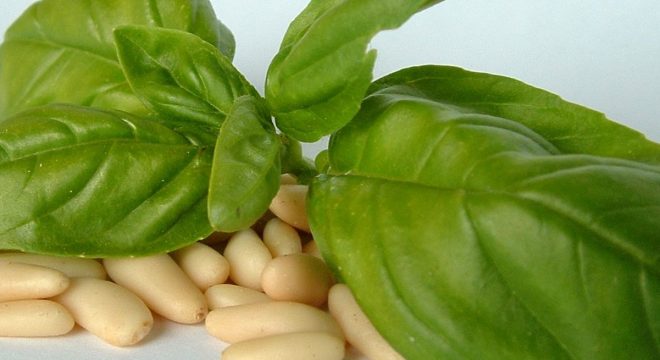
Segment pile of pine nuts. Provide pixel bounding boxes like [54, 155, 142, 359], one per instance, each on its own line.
[0, 176, 403, 360]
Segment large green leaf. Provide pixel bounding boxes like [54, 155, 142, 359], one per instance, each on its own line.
[114, 25, 257, 140]
[265, 0, 442, 142]
[310, 66, 660, 359]
[0, 104, 213, 257]
[0, 0, 234, 118]
[367, 65, 660, 164]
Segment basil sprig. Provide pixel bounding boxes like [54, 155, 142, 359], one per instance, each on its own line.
[0, 1, 657, 359]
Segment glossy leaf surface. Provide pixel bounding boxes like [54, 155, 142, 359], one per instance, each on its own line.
[0, 104, 213, 257]
[309, 66, 660, 359]
[368, 66, 660, 164]
[114, 25, 257, 137]
[0, 0, 234, 117]
[208, 96, 281, 232]
[266, 0, 441, 142]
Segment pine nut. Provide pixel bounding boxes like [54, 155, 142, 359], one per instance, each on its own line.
[0, 262, 69, 302]
[280, 173, 298, 185]
[52, 278, 153, 347]
[0, 252, 106, 279]
[103, 254, 207, 324]
[302, 240, 322, 258]
[222, 332, 345, 360]
[261, 254, 334, 307]
[269, 184, 309, 231]
[0, 300, 74, 337]
[205, 284, 271, 309]
[328, 284, 404, 360]
[205, 301, 343, 343]
[263, 218, 302, 257]
[171, 243, 230, 291]
[223, 229, 272, 291]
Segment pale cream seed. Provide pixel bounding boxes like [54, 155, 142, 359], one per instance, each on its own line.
[261, 253, 334, 307]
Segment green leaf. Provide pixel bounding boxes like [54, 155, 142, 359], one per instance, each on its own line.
[279, 134, 317, 184]
[265, 0, 441, 142]
[0, 0, 234, 118]
[114, 25, 258, 137]
[367, 65, 660, 164]
[314, 149, 330, 174]
[207, 96, 281, 232]
[0, 104, 213, 257]
[310, 66, 660, 359]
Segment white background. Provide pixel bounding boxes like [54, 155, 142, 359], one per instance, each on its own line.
[0, 1, 658, 359]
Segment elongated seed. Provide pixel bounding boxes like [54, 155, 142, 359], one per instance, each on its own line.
[0, 262, 69, 302]
[222, 332, 345, 360]
[263, 218, 302, 257]
[302, 240, 322, 258]
[0, 300, 74, 337]
[53, 278, 153, 346]
[279, 173, 298, 185]
[172, 243, 230, 291]
[223, 229, 272, 291]
[269, 184, 309, 232]
[261, 254, 334, 307]
[53, 278, 153, 347]
[328, 284, 404, 360]
[205, 284, 271, 309]
[103, 254, 207, 324]
[205, 301, 343, 343]
[0, 252, 105, 279]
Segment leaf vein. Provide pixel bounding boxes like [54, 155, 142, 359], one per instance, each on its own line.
[373, 184, 460, 354]
[639, 269, 660, 356]
[0, 144, 113, 236]
[462, 196, 576, 359]
[514, 193, 656, 272]
[412, 124, 451, 181]
[576, 241, 592, 308]
[12, 48, 67, 108]
[5, 38, 117, 62]
[101, 148, 200, 233]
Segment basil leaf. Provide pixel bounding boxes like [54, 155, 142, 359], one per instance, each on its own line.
[314, 149, 330, 174]
[279, 134, 316, 185]
[0, 104, 213, 257]
[0, 0, 234, 117]
[310, 66, 660, 359]
[367, 65, 660, 164]
[208, 96, 280, 232]
[114, 25, 257, 137]
[265, 0, 441, 142]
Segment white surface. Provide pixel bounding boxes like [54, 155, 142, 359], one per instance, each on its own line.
[0, 1, 658, 359]
[0, 318, 225, 360]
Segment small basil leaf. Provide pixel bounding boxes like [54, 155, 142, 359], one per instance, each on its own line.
[114, 25, 257, 135]
[265, 0, 441, 142]
[0, 104, 213, 257]
[314, 149, 330, 174]
[279, 134, 316, 185]
[207, 96, 281, 232]
[0, 0, 234, 117]
[310, 66, 660, 359]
